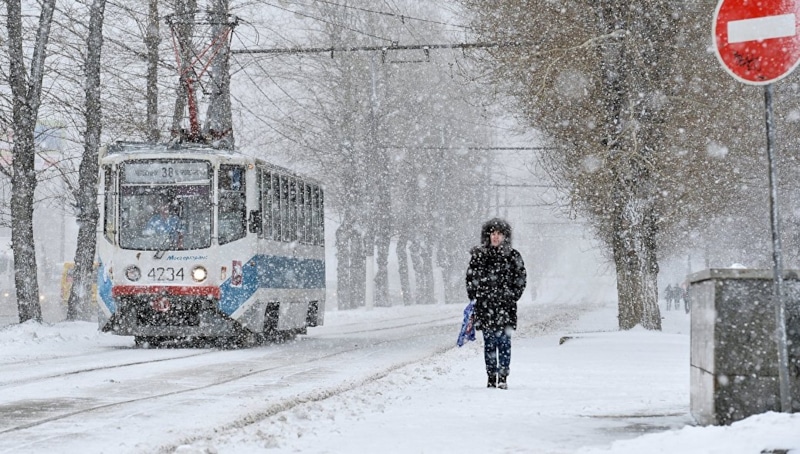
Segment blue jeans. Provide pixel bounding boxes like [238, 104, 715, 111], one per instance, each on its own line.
[483, 328, 511, 377]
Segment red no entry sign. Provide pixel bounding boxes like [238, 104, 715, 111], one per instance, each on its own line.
[713, 0, 800, 84]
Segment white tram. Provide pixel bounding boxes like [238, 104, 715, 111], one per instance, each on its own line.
[96, 142, 325, 346]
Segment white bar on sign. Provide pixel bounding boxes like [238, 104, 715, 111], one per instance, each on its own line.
[728, 13, 795, 43]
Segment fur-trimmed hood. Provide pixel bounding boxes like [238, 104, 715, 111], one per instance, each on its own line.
[480, 217, 512, 247]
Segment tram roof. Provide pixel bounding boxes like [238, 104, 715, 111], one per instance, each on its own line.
[102, 141, 322, 185]
[105, 141, 236, 156]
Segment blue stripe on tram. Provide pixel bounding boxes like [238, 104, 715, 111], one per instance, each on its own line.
[97, 260, 116, 313]
[218, 254, 325, 315]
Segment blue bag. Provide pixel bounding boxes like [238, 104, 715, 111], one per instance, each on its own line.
[456, 300, 476, 347]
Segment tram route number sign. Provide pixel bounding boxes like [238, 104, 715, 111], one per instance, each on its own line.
[123, 161, 210, 184]
[713, 0, 800, 85]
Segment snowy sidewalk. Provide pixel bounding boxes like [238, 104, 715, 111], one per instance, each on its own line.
[179, 302, 800, 454]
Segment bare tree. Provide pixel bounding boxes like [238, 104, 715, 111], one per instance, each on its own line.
[4, 0, 57, 323]
[66, 0, 107, 321]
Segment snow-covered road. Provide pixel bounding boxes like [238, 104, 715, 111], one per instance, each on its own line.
[0, 301, 584, 453]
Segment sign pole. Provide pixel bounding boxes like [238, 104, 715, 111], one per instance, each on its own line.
[764, 83, 792, 412]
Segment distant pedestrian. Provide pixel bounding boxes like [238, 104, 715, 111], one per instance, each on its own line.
[466, 218, 527, 390]
[664, 284, 673, 311]
[670, 284, 681, 311]
[682, 282, 691, 314]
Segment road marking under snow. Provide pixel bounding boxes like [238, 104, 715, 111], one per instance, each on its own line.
[727, 13, 795, 43]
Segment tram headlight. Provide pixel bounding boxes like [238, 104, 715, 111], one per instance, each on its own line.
[191, 266, 208, 282]
[125, 265, 141, 282]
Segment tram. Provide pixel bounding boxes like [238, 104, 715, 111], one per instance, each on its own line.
[96, 141, 325, 346]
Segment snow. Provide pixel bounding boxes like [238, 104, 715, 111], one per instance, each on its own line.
[1, 300, 798, 453]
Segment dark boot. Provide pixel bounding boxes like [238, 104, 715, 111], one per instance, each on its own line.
[497, 375, 507, 389]
[487, 374, 497, 388]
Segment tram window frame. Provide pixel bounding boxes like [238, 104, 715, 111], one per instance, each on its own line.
[261, 170, 273, 239]
[309, 185, 316, 245]
[103, 165, 116, 243]
[297, 180, 306, 243]
[288, 178, 298, 242]
[272, 173, 281, 241]
[317, 187, 325, 246]
[293, 179, 300, 242]
[218, 164, 247, 245]
[303, 183, 314, 244]
[280, 175, 290, 242]
[310, 186, 319, 245]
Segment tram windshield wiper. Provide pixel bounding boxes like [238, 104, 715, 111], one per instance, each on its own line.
[152, 234, 178, 259]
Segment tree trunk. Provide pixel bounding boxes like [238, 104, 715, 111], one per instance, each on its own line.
[411, 237, 434, 304]
[420, 240, 434, 304]
[67, 0, 106, 321]
[373, 153, 391, 306]
[613, 194, 662, 330]
[170, 0, 196, 138]
[204, 0, 234, 147]
[351, 231, 365, 307]
[374, 232, 390, 307]
[335, 223, 354, 310]
[10, 136, 40, 323]
[336, 221, 366, 310]
[145, 0, 160, 142]
[596, 0, 660, 331]
[396, 234, 412, 306]
[5, 0, 57, 323]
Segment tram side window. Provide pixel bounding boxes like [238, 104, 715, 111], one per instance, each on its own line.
[311, 186, 324, 245]
[279, 175, 289, 242]
[297, 180, 306, 243]
[103, 166, 116, 243]
[289, 179, 298, 242]
[304, 183, 313, 244]
[272, 173, 281, 241]
[318, 187, 325, 245]
[218, 165, 246, 245]
[261, 170, 272, 239]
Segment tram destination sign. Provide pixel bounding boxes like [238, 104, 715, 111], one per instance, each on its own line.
[123, 161, 210, 184]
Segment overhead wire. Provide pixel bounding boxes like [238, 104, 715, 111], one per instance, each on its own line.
[230, 26, 331, 128]
[228, 30, 330, 156]
[258, 0, 396, 44]
[298, 0, 472, 30]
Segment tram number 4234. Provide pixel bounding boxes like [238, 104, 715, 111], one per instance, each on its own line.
[148, 267, 185, 281]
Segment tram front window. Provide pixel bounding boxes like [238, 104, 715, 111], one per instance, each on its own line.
[119, 186, 212, 250]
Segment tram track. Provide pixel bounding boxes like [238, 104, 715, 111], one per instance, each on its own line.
[0, 349, 217, 389]
[0, 312, 459, 432]
[0, 312, 458, 391]
[0, 324, 453, 436]
[0, 301, 594, 453]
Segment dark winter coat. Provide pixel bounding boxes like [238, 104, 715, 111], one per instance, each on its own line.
[466, 218, 527, 332]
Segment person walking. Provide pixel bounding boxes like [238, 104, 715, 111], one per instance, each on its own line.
[466, 218, 527, 389]
[682, 281, 691, 314]
[664, 284, 673, 311]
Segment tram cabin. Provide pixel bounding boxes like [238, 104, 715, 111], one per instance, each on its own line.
[96, 142, 325, 345]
